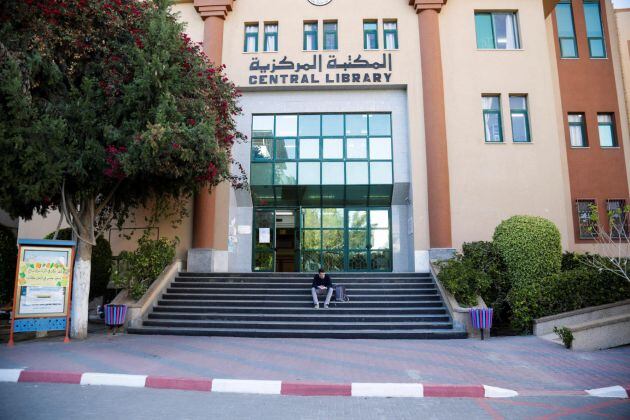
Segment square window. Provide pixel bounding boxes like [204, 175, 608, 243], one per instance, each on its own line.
[346, 114, 368, 136]
[252, 138, 274, 160]
[322, 162, 344, 184]
[252, 115, 274, 137]
[368, 114, 391, 136]
[275, 115, 298, 137]
[322, 114, 344, 136]
[346, 138, 367, 159]
[370, 210, 389, 228]
[323, 208, 344, 228]
[299, 138, 320, 159]
[322, 138, 343, 159]
[475, 12, 520, 50]
[303, 230, 321, 250]
[298, 162, 320, 185]
[369, 162, 393, 184]
[346, 162, 368, 184]
[369, 138, 392, 160]
[250, 163, 273, 185]
[274, 162, 297, 185]
[276, 138, 296, 160]
[303, 208, 321, 228]
[299, 114, 321, 137]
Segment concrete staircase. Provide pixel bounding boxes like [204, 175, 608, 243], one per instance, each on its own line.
[128, 272, 467, 339]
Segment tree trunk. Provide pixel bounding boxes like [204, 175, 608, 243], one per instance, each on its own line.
[70, 239, 93, 339]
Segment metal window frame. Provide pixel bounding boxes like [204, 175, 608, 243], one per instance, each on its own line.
[323, 21, 338, 50]
[475, 11, 520, 50]
[363, 20, 379, 50]
[244, 23, 259, 53]
[482, 95, 504, 143]
[556, 1, 579, 58]
[383, 20, 399, 50]
[583, 0, 607, 58]
[263, 23, 278, 52]
[597, 113, 617, 148]
[576, 199, 598, 240]
[303, 21, 319, 51]
[509, 95, 531, 143]
[568, 113, 588, 147]
[606, 199, 629, 239]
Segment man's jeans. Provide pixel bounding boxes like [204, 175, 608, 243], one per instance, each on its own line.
[312, 287, 333, 305]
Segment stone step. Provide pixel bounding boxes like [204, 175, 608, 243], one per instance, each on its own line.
[170, 281, 435, 288]
[160, 293, 442, 302]
[148, 312, 451, 323]
[166, 287, 438, 295]
[157, 299, 445, 308]
[173, 277, 434, 284]
[128, 326, 467, 339]
[142, 319, 454, 330]
[152, 306, 449, 315]
[180, 272, 431, 278]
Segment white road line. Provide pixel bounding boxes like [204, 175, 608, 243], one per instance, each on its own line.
[586, 386, 628, 399]
[351, 382, 424, 398]
[483, 385, 519, 398]
[0, 369, 23, 383]
[211, 379, 282, 395]
[80, 372, 147, 388]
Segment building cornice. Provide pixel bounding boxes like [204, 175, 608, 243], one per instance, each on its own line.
[193, 0, 235, 19]
[408, 0, 447, 13]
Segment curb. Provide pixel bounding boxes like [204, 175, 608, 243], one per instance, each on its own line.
[1, 369, 628, 399]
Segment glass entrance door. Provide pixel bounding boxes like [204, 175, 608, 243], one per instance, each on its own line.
[253, 209, 275, 271]
[346, 208, 391, 271]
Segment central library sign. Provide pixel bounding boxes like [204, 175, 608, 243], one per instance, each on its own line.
[247, 53, 394, 86]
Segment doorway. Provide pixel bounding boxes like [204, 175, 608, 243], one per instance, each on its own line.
[274, 210, 298, 272]
[252, 208, 299, 272]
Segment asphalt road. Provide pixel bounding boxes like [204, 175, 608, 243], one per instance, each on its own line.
[1, 383, 629, 420]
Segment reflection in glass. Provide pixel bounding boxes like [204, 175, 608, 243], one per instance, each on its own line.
[274, 162, 297, 185]
[252, 138, 274, 160]
[370, 230, 390, 250]
[370, 251, 391, 270]
[275, 115, 298, 137]
[299, 115, 321, 137]
[322, 252, 343, 271]
[303, 208, 321, 228]
[348, 210, 367, 228]
[369, 114, 391, 136]
[349, 230, 367, 248]
[250, 163, 273, 185]
[349, 252, 368, 270]
[370, 162, 393, 184]
[369, 137, 392, 160]
[370, 210, 389, 228]
[302, 251, 321, 272]
[323, 138, 343, 159]
[276, 138, 296, 160]
[322, 114, 344, 136]
[303, 230, 321, 249]
[323, 230, 344, 249]
[322, 208, 344, 227]
[252, 115, 274, 137]
[345, 114, 368, 136]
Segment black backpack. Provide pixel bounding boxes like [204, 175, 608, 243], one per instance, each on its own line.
[334, 284, 349, 302]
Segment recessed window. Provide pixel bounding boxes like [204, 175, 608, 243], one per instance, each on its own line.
[598, 113, 617, 147]
[555, 1, 578, 58]
[607, 200, 628, 239]
[363, 21, 378, 50]
[568, 113, 587, 147]
[244, 23, 259, 53]
[583, 1, 606, 58]
[304, 22, 318, 51]
[475, 12, 520, 50]
[509, 95, 530, 143]
[264, 23, 278, 52]
[482, 95, 503, 143]
[323, 21, 338, 50]
[577, 200, 597, 239]
[384, 20, 398, 50]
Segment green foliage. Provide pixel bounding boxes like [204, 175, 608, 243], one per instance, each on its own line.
[44, 228, 112, 299]
[508, 268, 630, 332]
[438, 258, 491, 307]
[553, 326, 574, 349]
[0, 226, 17, 303]
[113, 235, 176, 301]
[493, 216, 562, 286]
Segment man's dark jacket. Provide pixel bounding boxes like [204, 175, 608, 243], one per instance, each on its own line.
[312, 274, 332, 288]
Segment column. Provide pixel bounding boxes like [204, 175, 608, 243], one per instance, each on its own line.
[411, 0, 453, 250]
[190, 1, 234, 271]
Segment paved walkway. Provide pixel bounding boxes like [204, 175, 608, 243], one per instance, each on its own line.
[1, 332, 628, 393]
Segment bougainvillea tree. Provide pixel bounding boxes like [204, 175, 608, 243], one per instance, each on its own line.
[0, 0, 245, 338]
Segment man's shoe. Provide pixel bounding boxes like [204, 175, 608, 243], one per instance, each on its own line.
[314, 304, 319, 309]
[324, 304, 329, 309]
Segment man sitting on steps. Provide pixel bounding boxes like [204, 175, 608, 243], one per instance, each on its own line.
[312, 268, 333, 309]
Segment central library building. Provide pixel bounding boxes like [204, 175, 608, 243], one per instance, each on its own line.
[19, 0, 630, 273]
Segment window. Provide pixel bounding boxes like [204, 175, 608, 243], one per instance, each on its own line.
[475, 12, 520, 49]
[363, 21, 378, 50]
[555, 1, 578, 58]
[264, 23, 278, 52]
[568, 114, 588, 147]
[244, 23, 259, 53]
[577, 200, 597, 239]
[482, 95, 503, 142]
[509, 95, 530, 143]
[583, 1, 606, 58]
[323, 21, 338, 50]
[607, 200, 628, 239]
[598, 114, 617, 147]
[304, 22, 318, 51]
[384, 21, 398, 50]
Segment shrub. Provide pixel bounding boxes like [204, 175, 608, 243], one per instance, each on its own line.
[45, 228, 112, 299]
[113, 235, 177, 301]
[553, 326, 573, 349]
[437, 258, 491, 307]
[0, 226, 17, 303]
[493, 216, 562, 286]
[508, 268, 630, 332]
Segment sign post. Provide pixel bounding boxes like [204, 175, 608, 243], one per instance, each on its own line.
[8, 239, 76, 347]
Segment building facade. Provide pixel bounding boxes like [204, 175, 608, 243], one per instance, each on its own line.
[18, 0, 630, 273]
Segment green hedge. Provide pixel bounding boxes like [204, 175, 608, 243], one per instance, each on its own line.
[0, 226, 17, 303]
[44, 228, 112, 299]
[493, 216, 562, 286]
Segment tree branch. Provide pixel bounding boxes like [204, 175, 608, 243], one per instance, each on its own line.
[95, 180, 122, 215]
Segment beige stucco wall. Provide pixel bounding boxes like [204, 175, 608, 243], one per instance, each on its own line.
[440, 0, 573, 250]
